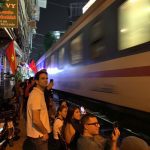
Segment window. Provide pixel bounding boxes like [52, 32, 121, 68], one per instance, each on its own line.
[58, 47, 65, 68]
[46, 55, 51, 68]
[50, 54, 55, 68]
[90, 20, 105, 59]
[70, 34, 83, 64]
[118, 0, 150, 50]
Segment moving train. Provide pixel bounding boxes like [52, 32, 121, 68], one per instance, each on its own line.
[37, 0, 150, 114]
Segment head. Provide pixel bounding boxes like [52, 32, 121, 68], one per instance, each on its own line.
[57, 105, 68, 119]
[19, 82, 25, 88]
[29, 77, 35, 85]
[25, 79, 29, 85]
[34, 70, 48, 91]
[67, 106, 81, 123]
[81, 114, 100, 137]
[16, 80, 21, 86]
[120, 136, 149, 150]
[59, 99, 68, 108]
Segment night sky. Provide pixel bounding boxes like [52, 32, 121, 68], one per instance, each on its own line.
[37, 0, 88, 34]
[37, 2, 68, 34]
[31, 0, 88, 62]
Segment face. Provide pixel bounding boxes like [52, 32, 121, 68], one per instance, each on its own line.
[36, 73, 48, 90]
[31, 79, 35, 85]
[85, 117, 100, 136]
[73, 108, 81, 120]
[60, 107, 68, 119]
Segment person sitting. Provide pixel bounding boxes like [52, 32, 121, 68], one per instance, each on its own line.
[77, 114, 120, 150]
[49, 105, 68, 150]
[64, 106, 81, 150]
[120, 136, 150, 150]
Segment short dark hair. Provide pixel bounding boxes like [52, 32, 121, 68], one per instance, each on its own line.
[29, 77, 34, 84]
[81, 114, 96, 134]
[34, 70, 48, 80]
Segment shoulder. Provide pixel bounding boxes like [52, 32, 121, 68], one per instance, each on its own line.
[77, 136, 100, 150]
[77, 136, 90, 143]
[28, 88, 44, 108]
[30, 88, 43, 99]
[54, 118, 63, 125]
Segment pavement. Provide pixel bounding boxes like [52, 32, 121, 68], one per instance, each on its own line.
[6, 115, 26, 150]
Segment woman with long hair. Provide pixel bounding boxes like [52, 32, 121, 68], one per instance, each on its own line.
[64, 106, 81, 150]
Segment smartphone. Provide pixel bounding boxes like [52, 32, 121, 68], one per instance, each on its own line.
[50, 79, 53, 83]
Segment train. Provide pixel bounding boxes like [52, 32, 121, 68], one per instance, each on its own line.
[36, 0, 150, 114]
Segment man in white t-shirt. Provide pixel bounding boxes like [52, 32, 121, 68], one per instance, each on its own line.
[27, 70, 51, 150]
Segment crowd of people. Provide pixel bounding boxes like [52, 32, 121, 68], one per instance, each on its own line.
[12, 70, 149, 150]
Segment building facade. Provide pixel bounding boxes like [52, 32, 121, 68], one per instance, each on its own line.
[0, 0, 47, 98]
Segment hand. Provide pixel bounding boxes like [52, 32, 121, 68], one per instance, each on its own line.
[111, 128, 120, 142]
[47, 83, 53, 90]
[42, 133, 49, 141]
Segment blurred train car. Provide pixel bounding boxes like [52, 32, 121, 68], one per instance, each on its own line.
[37, 0, 150, 115]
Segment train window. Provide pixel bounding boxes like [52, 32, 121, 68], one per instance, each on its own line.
[58, 47, 65, 68]
[50, 54, 55, 68]
[90, 20, 105, 59]
[46, 55, 51, 68]
[70, 34, 83, 64]
[118, 0, 150, 50]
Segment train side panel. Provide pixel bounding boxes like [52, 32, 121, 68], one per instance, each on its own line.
[36, 0, 150, 113]
[50, 51, 150, 112]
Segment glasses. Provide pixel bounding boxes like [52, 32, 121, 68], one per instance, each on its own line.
[86, 122, 100, 127]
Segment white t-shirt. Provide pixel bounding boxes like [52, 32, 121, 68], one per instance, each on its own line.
[27, 87, 51, 138]
[53, 118, 64, 140]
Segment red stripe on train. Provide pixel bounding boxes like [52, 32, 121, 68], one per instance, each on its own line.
[80, 66, 150, 78]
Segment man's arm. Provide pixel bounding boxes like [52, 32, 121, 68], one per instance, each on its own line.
[47, 82, 53, 90]
[32, 109, 49, 140]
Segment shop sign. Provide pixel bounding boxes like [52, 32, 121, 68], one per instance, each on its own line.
[0, 0, 18, 28]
